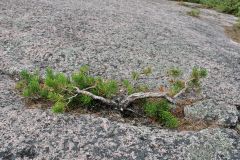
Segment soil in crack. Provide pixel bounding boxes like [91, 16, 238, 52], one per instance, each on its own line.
[225, 25, 240, 43]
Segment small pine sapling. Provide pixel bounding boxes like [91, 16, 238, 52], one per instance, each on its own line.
[170, 80, 185, 96]
[189, 67, 207, 91]
[144, 100, 179, 128]
[52, 101, 65, 113]
[93, 79, 118, 98]
[79, 95, 93, 106]
[45, 67, 70, 92]
[168, 67, 182, 79]
[123, 80, 135, 95]
[131, 71, 140, 81]
[142, 67, 152, 76]
[72, 65, 95, 89]
[17, 70, 41, 98]
[187, 9, 200, 17]
[167, 67, 184, 96]
[16, 66, 207, 128]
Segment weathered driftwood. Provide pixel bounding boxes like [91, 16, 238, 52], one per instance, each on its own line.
[75, 87, 118, 107]
[73, 82, 189, 111]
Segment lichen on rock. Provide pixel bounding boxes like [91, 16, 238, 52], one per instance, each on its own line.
[184, 99, 239, 127]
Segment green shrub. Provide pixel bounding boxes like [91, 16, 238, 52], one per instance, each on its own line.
[144, 100, 179, 128]
[187, 9, 200, 17]
[122, 80, 149, 95]
[160, 111, 179, 128]
[170, 80, 185, 95]
[52, 101, 65, 113]
[123, 80, 135, 95]
[72, 66, 95, 89]
[79, 95, 93, 106]
[39, 88, 49, 99]
[168, 67, 182, 79]
[93, 79, 118, 98]
[45, 68, 69, 92]
[190, 67, 207, 89]
[182, 0, 240, 16]
[47, 92, 64, 102]
[142, 67, 152, 76]
[16, 66, 207, 129]
[131, 71, 140, 81]
[20, 70, 31, 81]
[19, 70, 41, 98]
[168, 67, 184, 96]
[167, 67, 207, 96]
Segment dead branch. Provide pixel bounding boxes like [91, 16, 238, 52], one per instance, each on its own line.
[75, 87, 118, 107]
[82, 85, 96, 91]
[123, 108, 147, 117]
[173, 79, 192, 99]
[72, 82, 191, 111]
[120, 92, 175, 109]
[73, 88, 175, 109]
[67, 85, 96, 104]
[67, 93, 79, 105]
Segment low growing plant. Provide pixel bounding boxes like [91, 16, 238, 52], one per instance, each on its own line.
[187, 9, 200, 17]
[189, 67, 207, 90]
[179, 0, 240, 16]
[144, 100, 179, 128]
[16, 66, 207, 128]
[168, 67, 182, 79]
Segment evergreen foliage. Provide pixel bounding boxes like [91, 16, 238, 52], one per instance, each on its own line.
[181, 0, 240, 16]
[144, 100, 179, 128]
[52, 101, 65, 113]
[190, 67, 208, 90]
[16, 66, 207, 129]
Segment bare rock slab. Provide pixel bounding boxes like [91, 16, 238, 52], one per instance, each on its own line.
[0, 108, 240, 159]
[1, 0, 240, 159]
[184, 99, 238, 127]
[0, 75, 239, 159]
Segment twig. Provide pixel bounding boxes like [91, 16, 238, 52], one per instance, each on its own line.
[72, 89, 177, 110]
[82, 85, 96, 91]
[71, 81, 195, 113]
[120, 92, 175, 109]
[67, 85, 96, 104]
[173, 79, 192, 99]
[75, 87, 118, 107]
[123, 108, 147, 118]
[67, 93, 79, 105]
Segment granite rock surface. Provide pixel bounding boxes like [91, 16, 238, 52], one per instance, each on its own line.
[0, 0, 240, 159]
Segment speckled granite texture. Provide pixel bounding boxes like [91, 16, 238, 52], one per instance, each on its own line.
[0, 0, 240, 159]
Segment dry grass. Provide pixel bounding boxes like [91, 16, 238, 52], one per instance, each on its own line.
[178, 119, 218, 131]
[225, 21, 240, 43]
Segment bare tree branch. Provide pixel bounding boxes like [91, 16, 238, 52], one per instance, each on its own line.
[67, 93, 79, 105]
[72, 88, 176, 111]
[120, 92, 175, 109]
[123, 108, 147, 117]
[82, 85, 96, 91]
[72, 81, 193, 112]
[67, 85, 96, 104]
[173, 79, 192, 99]
[75, 87, 118, 107]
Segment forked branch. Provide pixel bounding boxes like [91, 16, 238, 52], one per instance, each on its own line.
[75, 87, 118, 107]
[120, 92, 175, 109]
[73, 87, 182, 110]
